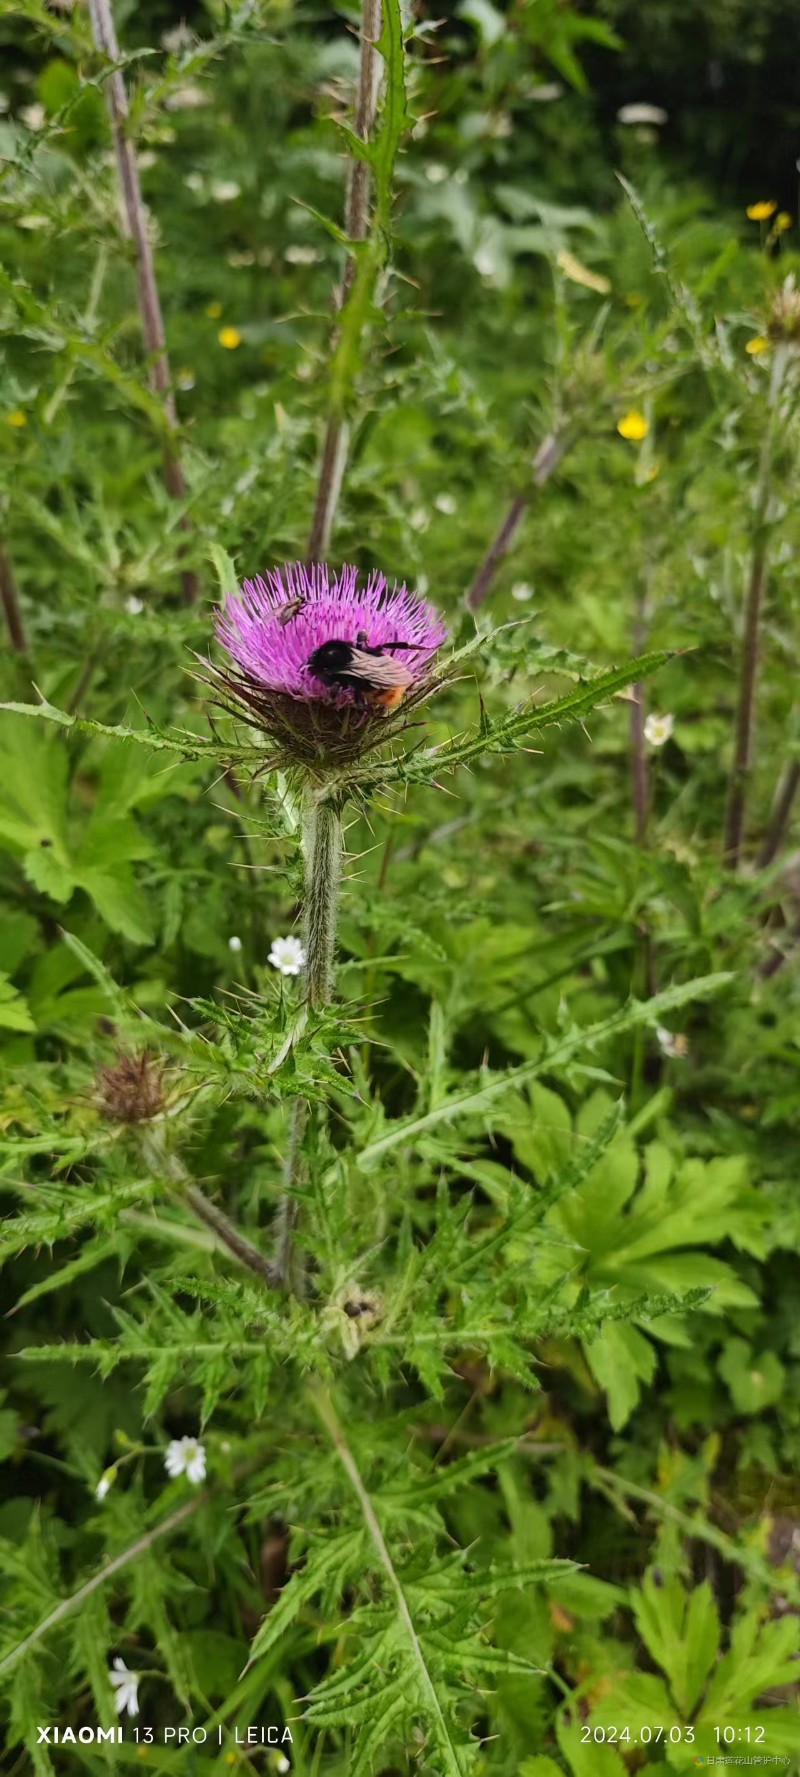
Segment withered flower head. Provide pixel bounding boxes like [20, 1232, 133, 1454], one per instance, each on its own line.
[96, 1051, 165, 1124]
[211, 561, 448, 770]
[768, 277, 800, 344]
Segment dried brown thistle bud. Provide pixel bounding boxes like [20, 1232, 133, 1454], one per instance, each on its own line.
[768, 278, 800, 344]
[96, 1051, 165, 1124]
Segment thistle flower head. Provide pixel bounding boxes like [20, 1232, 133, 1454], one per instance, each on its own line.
[213, 562, 448, 769]
[96, 1051, 165, 1124]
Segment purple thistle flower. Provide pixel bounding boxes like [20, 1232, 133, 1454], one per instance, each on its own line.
[212, 563, 448, 769]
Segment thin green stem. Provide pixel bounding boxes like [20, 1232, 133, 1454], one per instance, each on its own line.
[308, 1381, 463, 1777]
[308, 0, 381, 559]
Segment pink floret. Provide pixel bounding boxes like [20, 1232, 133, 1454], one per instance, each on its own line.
[216, 562, 447, 703]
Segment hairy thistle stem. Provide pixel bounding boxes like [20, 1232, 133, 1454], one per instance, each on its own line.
[308, 0, 381, 560]
[87, 0, 197, 604]
[724, 344, 788, 867]
[273, 790, 344, 1291]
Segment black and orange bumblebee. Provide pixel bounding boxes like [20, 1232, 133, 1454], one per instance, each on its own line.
[306, 632, 420, 710]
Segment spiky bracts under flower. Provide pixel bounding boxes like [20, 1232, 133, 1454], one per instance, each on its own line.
[211, 562, 448, 769]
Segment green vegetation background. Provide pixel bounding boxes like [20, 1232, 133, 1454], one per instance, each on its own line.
[0, 0, 799, 1772]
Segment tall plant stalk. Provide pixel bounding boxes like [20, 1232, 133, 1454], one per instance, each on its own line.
[465, 430, 568, 611]
[0, 546, 27, 655]
[724, 344, 788, 867]
[308, 0, 382, 560]
[88, 0, 197, 604]
[273, 789, 344, 1291]
[758, 756, 800, 869]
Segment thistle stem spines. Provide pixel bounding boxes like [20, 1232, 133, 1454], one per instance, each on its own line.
[302, 790, 344, 1012]
[273, 788, 344, 1291]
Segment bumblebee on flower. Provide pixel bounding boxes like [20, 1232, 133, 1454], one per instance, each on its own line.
[212, 561, 448, 770]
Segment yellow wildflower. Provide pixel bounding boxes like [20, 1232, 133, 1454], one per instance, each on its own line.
[617, 410, 649, 441]
[205, 300, 223, 318]
[745, 336, 769, 355]
[218, 326, 242, 349]
[746, 200, 778, 221]
[6, 409, 27, 427]
[775, 212, 792, 233]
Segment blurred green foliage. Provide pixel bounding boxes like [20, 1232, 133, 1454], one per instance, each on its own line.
[0, 0, 799, 1771]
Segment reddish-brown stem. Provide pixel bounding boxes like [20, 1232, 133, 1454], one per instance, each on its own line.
[308, 0, 381, 561]
[0, 547, 27, 653]
[88, 0, 197, 603]
[724, 540, 768, 867]
[630, 595, 650, 847]
[465, 430, 568, 611]
[183, 1185, 278, 1287]
[758, 758, 800, 870]
[724, 343, 787, 868]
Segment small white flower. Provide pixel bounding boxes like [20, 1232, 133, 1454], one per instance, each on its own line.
[425, 162, 448, 183]
[644, 711, 674, 747]
[285, 243, 319, 265]
[165, 84, 208, 111]
[184, 171, 205, 193]
[435, 493, 457, 516]
[473, 247, 498, 279]
[164, 1436, 207, 1485]
[210, 179, 241, 203]
[124, 595, 144, 616]
[511, 581, 534, 602]
[161, 21, 194, 51]
[409, 507, 429, 532]
[268, 935, 306, 977]
[95, 1472, 113, 1501]
[228, 935, 243, 953]
[617, 102, 668, 126]
[656, 1026, 688, 1059]
[276, 1759, 290, 1774]
[20, 103, 46, 130]
[110, 1658, 139, 1718]
[137, 150, 158, 170]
